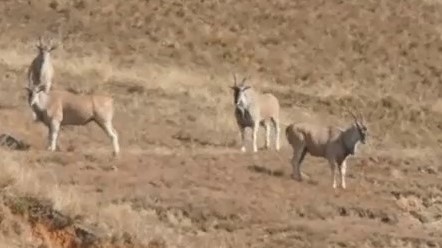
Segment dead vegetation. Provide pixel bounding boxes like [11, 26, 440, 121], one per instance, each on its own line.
[0, 0, 440, 247]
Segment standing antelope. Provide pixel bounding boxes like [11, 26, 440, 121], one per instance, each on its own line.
[27, 36, 57, 92]
[25, 84, 120, 157]
[27, 36, 58, 122]
[285, 110, 368, 189]
[229, 74, 280, 153]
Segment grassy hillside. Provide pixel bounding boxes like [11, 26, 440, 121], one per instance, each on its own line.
[0, 0, 441, 247]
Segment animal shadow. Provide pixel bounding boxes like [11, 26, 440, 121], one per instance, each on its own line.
[247, 164, 285, 178]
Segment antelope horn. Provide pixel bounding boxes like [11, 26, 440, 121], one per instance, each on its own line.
[346, 108, 358, 122]
[232, 73, 237, 86]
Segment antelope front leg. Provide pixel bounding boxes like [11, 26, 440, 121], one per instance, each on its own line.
[339, 160, 348, 189]
[104, 122, 120, 157]
[290, 145, 307, 181]
[239, 127, 246, 152]
[252, 122, 259, 153]
[48, 121, 60, 152]
[328, 159, 338, 189]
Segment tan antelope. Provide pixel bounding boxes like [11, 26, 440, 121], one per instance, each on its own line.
[285, 110, 368, 189]
[230, 74, 280, 153]
[25, 84, 120, 157]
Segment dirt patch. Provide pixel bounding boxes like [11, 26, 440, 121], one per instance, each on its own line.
[0, 0, 441, 247]
[5, 196, 96, 247]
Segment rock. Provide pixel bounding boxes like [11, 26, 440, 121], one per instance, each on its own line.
[0, 134, 30, 151]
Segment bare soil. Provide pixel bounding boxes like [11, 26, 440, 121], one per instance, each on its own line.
[0, 0, 441, 247]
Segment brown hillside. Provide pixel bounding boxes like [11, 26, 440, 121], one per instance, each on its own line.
[0, 0, 441, 247]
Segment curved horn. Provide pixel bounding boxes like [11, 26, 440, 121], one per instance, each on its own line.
[36, 36, 43, 48]
[232, 73, 237, 86]
[346, 108, 358, 122]
[357, 109, 365, 124]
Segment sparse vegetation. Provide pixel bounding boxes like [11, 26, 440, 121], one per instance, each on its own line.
[0, 0, 441, 247]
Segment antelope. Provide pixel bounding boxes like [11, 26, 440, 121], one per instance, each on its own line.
[27, 36, 57, 92]
[285, 110, 368, 189]
[229, 74, 280, 153]
[27, 36, 58, 122]
[25, 84, 120, 157]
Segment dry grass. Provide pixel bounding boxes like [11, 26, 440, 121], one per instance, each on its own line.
[0, 0, 441, 247]
[0, 151, 164, 245]
[0, 151, 250, 247]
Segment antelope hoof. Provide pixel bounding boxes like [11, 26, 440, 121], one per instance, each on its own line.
[291, 173, 302, 182]
[240, 147, 246, 153]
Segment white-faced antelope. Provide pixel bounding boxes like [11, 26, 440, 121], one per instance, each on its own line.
[285, 110, 368, 189]
[27, 36, 58, 122]
[25, 84, 120, 157]
[229, 74, 280, 153]
[27, 36, 57, 92]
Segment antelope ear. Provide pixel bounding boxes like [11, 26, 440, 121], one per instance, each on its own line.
[49, 44, 58, 51]
[232, 73, 238, 86]
[244, 86, 251, 90]
[24, 87, 32, 93]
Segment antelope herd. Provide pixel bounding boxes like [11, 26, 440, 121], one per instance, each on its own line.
[23, 36, 368, 189]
